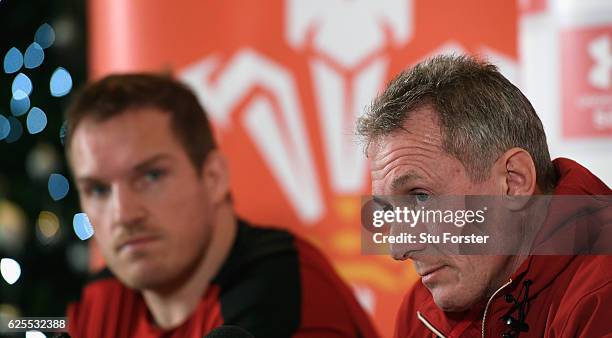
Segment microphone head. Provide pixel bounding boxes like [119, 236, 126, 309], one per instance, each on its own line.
[205, 325, 255, 338]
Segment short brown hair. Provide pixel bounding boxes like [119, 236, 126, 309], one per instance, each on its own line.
[64, 73, 216, 171]
[357, 54, 557, 192]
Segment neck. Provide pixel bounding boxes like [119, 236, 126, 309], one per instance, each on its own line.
[142, 204, 237, 330]
[487, 194, 551, 299]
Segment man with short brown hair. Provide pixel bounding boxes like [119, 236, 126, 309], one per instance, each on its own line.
[65, 74, 379, 338]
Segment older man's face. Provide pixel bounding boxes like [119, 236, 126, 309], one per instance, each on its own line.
[367, 106, 514, 312]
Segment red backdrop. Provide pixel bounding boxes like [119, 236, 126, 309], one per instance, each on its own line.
[88, 1, 518, 336]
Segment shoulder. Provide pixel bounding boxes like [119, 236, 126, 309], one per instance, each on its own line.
[69, 268, 131, 309]
[551, 256, 612, 336]
[292, 232, 379, 338]
[213, 221, 302, 337]
[214, 220, 299, 286]
[67, 268, 141, 337]
[563, 256, 612, 298]
[541, 256, 612, 315]
[214, 219, 378, 338]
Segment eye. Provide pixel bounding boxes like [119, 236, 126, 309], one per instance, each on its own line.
[408, 190, 430, 206]
[86, 184, 110, 198]
[144, 169, 165, 182]
[415, 192, 430, 203]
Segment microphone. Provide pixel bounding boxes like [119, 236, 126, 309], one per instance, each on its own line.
[205, 325, 255, 338]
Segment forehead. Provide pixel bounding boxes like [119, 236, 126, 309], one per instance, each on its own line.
[68, 108, 182, 178]
[367, 106, 443, 165]
[366, 106, 464, 193]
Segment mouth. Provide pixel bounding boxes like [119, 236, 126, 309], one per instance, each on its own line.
[418, 265, 446, 284]
[116, 235, 160, 253]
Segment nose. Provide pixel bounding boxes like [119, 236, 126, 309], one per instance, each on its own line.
[110, 184, 146, 229]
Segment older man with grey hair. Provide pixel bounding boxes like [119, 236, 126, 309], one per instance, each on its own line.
[358, 55, 611, 337]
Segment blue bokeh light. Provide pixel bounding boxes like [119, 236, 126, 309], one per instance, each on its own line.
[10, 95, 30, 116]
[12, 73, 33, 100]
[5, 116, 23, 143]
[0, 115, 10, 140]
[73, 213, 94, 241]
[26, 107, 47, 134]
[50, 67, 72, 97]
[3, 47, 23, 74]
[24, 43, 45, 69]
[35, 23, 55, 49]
[48, 173, 70, 201]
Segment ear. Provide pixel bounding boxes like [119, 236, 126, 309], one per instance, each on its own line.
[493, 148, 537, 209]
[199, 150, 230, 205]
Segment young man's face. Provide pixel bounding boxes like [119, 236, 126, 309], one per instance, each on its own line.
[69, 108, 214, 291]
[368, 106, 515, 312]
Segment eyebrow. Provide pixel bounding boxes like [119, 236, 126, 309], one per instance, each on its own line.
[132, 154, 173, 173]
[76, 153, 173, 185]
[390, 172, 424, 192]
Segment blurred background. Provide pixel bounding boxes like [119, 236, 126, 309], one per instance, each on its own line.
[0, 0, 87, 337]
[0, 0, 610, 337]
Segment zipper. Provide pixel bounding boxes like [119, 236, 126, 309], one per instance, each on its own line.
[481, 279, 513, 338]
[417, 311, 447, 338]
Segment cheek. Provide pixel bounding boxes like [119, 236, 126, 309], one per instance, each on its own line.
[159, 174, 206, 207]
[449, 257, 482, 285]
[92, 226, 116, 265]
[453, 257, 501, 294]
[154, 187, 210, 238]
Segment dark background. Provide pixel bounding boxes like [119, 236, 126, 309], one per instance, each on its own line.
[0, 0, 89, 329]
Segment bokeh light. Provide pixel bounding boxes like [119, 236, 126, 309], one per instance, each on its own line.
[26, 330, 47, 338]
[0, 304, 21, 324]
[5, 116, 23, 143]
[25, 143, 60, 180]
[34, 23, 55, 49]
[36, 211, 61, 245]
[66, 243, 89, 274]
[0, 115, 10, 140]
[48, 173, 69, 201]
[26, 107, 47, 134]
[50, 67, 72, 97]
[12, 73, 33, 100]
[10, 95, 30, 116]
[3, 47, 23, 74]
[52, 17, 76, 48]
[0, 199, 28, 254]
[73, 213, 94, 240]
[24, 42, 45, 69]
[0, 258, 21, 285]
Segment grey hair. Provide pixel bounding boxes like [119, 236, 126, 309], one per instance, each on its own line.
[357, 54, 557, 192]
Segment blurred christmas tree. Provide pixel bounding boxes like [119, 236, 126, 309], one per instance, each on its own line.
[0, 0, 88, 335]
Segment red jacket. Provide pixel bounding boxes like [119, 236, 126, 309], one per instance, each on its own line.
[395, 158, 612, 338]
[67, 221, 379, 338]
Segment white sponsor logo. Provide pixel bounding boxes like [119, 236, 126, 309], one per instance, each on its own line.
[589, 34, 612, 89]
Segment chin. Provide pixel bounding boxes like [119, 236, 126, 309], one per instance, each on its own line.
[430, 286, 475, 312]
[121, 271, 168, 290]
[433, 298, 470, 312]
[110, 262, 168, 290]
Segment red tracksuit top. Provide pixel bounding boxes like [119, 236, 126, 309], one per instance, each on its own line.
[67, 220, 380, 338]
[394, 158, 612, 338]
